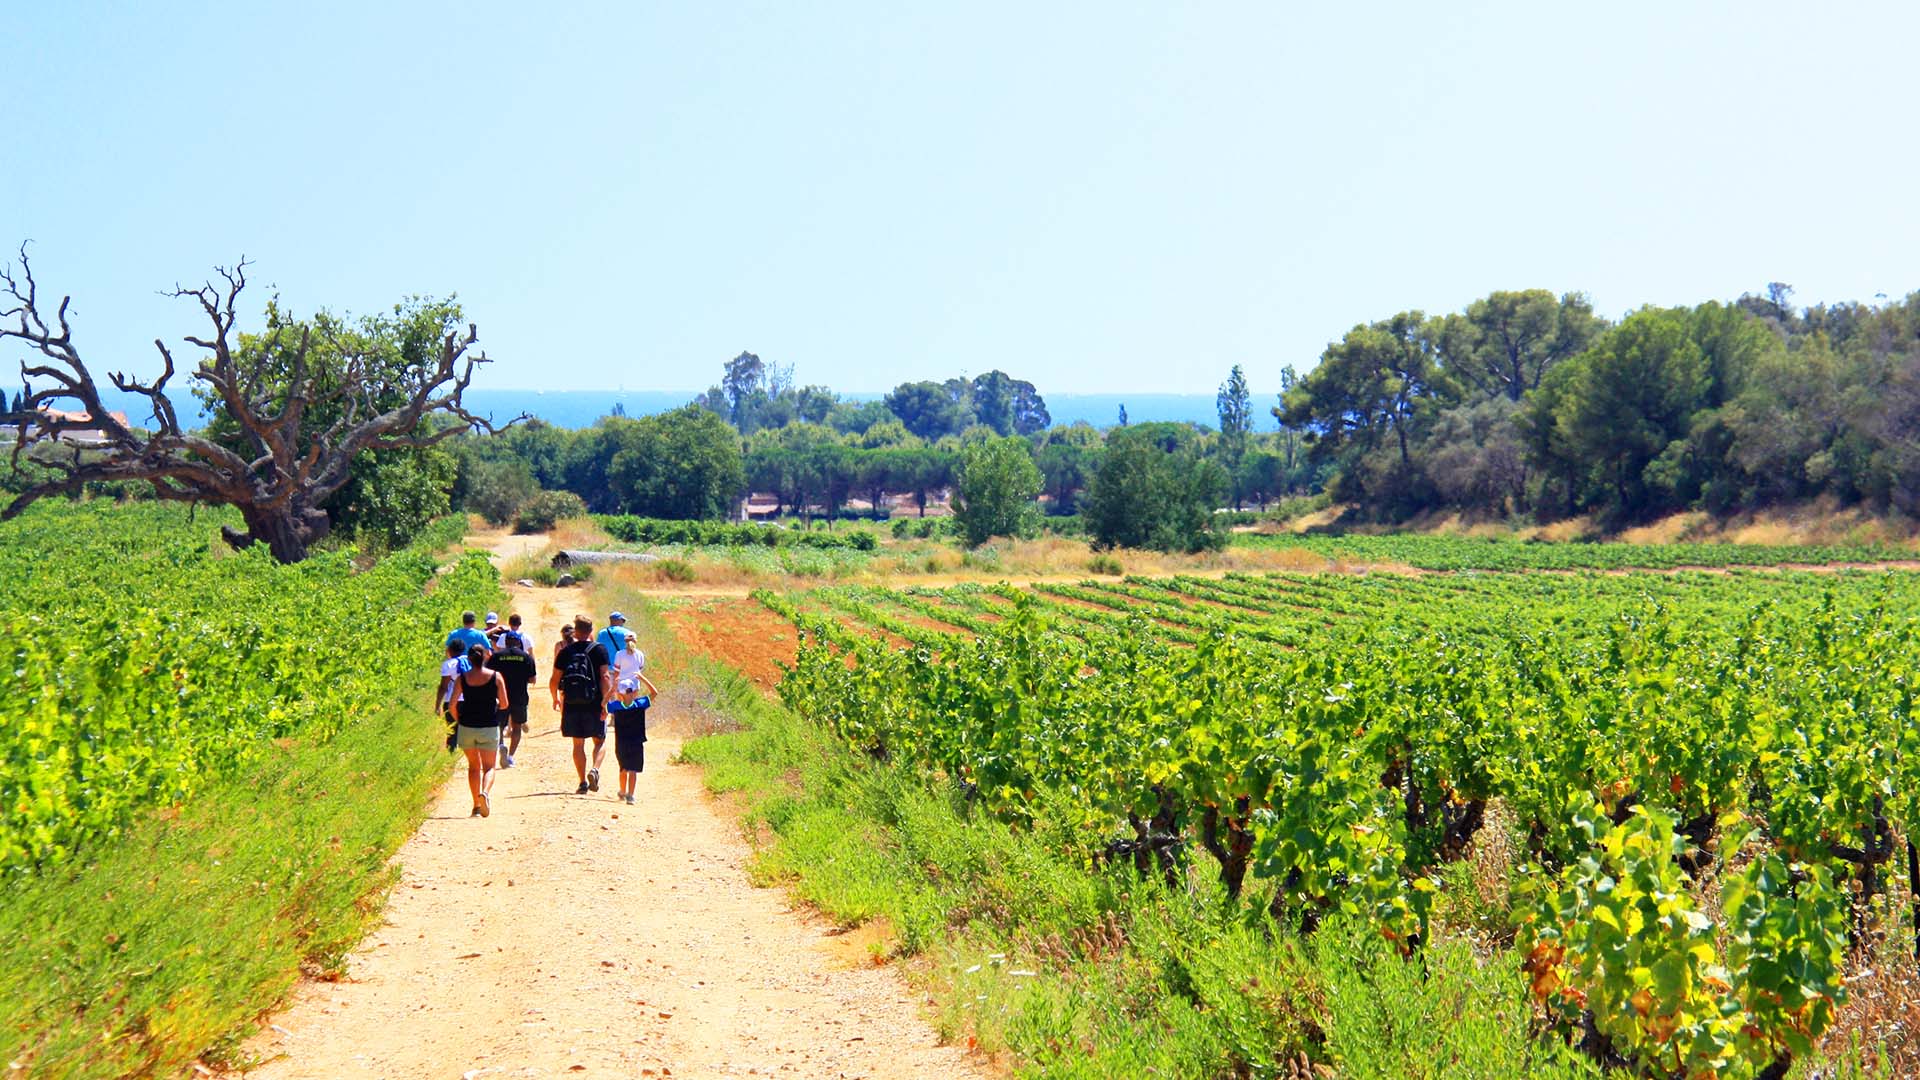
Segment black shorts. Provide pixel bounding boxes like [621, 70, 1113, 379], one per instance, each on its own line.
[612, 709, 647, 773]
[560, 704, 605, 740]
[506, 699, 529, 726]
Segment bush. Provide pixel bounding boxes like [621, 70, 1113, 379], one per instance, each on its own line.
[656, 558, 697, 583]
[889, 517, 948, 541]
[1087, 552, 1124, 575]
[513, 490, 588, 533]
[597, 515, 876, 552]
[463, 457, 539, 525]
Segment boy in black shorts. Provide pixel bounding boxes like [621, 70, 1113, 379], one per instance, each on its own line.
[607, 674, 658, 805]
[490, 614, 537, 766]
[549, 614, 612, 794]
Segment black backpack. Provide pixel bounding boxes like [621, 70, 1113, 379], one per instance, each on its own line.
[560, 643, 600, 705]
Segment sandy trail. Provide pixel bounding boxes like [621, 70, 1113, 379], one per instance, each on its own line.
[244, 534, 984, 1079]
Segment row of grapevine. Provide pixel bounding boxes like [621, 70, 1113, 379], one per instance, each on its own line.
[597, 514, 878, 551]
[1237, 532, 1915, 571]
[0, 502, 498, 872]
[766, 566, 1920, 1078]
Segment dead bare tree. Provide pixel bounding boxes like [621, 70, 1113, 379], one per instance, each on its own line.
[0, 245, 523, 562]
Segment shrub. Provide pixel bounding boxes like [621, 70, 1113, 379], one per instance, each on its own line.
[463, 457, 538, 525]
[513, 490, 588, 533]
[1087, 553, 1123, 576]
[656, 558, 697, 583]
[596, 515, 876, 552]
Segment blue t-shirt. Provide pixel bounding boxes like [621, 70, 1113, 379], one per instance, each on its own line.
[597, 626, 632, 658]
[447, 627, 489, 655]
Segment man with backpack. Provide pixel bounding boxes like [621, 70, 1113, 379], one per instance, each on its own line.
[550, 614, 613, 795]
[490, 613, 538, 767]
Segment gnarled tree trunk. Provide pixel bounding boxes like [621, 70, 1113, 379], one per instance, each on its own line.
[0, 245, 522, 561]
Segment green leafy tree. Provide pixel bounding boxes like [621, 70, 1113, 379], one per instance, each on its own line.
[897, 446, 954, 518]
[1035, 424, 1101, 515]
[1082, 423, 1228, 552]
[1433, 290, 1603, 402]
[1524, 308, 1714, 519]
[193, 294, 506, 554]
[826, 398, 895, 435]
[744, 422, 839, 518]
[951, 435, 1041, 546]
[855, 418, 920, 449]
[969, 370, 1051, 435]
[721, 351, 766, 429]
[1235, 449, 1287, 509]
[1284, 312, 1450, 472]
[606, 405, 746, 519]
[461, 456, 539, 525]
[1269, 363, 1304, 490]
[884, 380, 972, 440]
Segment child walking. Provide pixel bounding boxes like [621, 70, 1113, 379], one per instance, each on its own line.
[607, 674, 657, 805]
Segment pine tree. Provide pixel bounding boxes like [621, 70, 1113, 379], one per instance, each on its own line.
[1216, 365, 1252, 507]
[1116, 403, 1128, 427]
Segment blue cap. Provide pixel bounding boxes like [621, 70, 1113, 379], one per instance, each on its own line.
[608, 611, 626, 622]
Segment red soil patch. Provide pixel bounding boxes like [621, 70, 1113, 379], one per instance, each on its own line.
[663, 599, 801, 693]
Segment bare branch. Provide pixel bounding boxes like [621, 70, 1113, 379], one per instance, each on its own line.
[0, 247, 508, 562]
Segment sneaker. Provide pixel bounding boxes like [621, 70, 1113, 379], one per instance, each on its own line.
[588, 768, 600, 792]
[500, 755, 515, 769]
[576, 781, 590, 795]
[471, 806, 483, 817]
[479, 793, 491, 818]
[624, 793, 635, 805]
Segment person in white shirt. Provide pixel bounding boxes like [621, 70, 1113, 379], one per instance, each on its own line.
[613, 632, 645, 686]
[437, 641, 469, 716]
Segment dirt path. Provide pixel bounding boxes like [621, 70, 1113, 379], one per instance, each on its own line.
[243, 534, 985, 1079]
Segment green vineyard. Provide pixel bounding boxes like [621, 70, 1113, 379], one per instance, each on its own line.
[1231, 532, 1916, 572]
[757, 563, 1920, 1078]
[0, 502, 497, 872]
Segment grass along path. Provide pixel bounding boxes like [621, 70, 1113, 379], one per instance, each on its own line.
[241, 531, 983, 1079]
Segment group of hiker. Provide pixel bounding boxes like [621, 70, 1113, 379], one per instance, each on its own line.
[436, 609, 659, 818]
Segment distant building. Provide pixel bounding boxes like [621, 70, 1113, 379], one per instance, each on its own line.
[18, 407, 129, 447]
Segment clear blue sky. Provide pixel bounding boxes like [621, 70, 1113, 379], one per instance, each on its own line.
[7, 2, 1918, 396]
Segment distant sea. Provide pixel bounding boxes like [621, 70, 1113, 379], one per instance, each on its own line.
[95, 388, 1269, 432]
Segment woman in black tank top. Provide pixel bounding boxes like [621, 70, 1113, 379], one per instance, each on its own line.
[454, 645, 509, 817]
